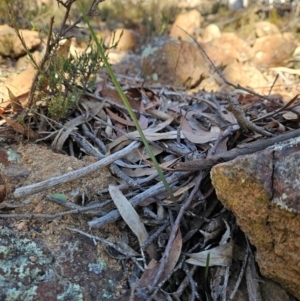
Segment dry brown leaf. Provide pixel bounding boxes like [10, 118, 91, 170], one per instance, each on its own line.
[0, 115, 39, 139]
[136, 229, 182, 291]
[100, 88, 141, 110]
[159, 229, 182, 281]
[181, 116, 219, 144]
[137, 259, 159, 288]
[282, 111, 299, 121]
[265, 118, 286, 133]
[7, 88, 23, 113]
[120, 167, 156, 177]
[165, 182, 195, 200]
[0, 149, 9, 167]
[0, 175, 7, 203]
[107, 118, 175, 150]
[80, 98, 105, 117]
[124, 145, 163, 163]
[3, 65, 35, 102]
[105, 107, 147, 129]
[56, 38, 72, 58]
[51, 115, 87, 150]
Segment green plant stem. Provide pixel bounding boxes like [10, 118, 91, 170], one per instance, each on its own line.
[82, 12, 178, 210]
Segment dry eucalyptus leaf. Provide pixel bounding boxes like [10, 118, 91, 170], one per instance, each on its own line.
[109, 185, 157, 259]
[282, 111, 299, 121]
[51, 115, 87, 150]
[7, 88, 23, 113]
[186, 241, 233, 267]
[80, 98, 105, 117]
[181, 116, 220, 144]
[0, 115, 39, 139]
[159, 229, 182, 281]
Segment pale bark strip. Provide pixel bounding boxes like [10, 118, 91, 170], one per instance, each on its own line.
[13, 141, 141, 199]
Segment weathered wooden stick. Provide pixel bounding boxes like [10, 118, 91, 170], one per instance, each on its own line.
[13, 141, 141, 199]
[175, 128, 300, 171]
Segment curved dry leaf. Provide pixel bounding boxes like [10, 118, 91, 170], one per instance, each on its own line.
[106, 107, 147, 129]
[282, 111, 299, 121]
[120, 167, 156, 177]
[100, 88, 140, 110]
[105, 114, 113, 138]
[159, 229, 182, 281]
[109, 185, 157, 259]
[265, 119, 286, 133]
[186, 241, 233, 267]
[108, 118, 175, 150]
[51, 115, 87, 150]
[181, 116, 219, 144]
[219, 220, 231, 245]
[124, 145, 163, 163]
[4, 65, 35, 102]
[80, 98, 105, 117]
[0, 115, 39, 139]
[137, 259, 159, 287]
[56, 38, 72, 58]
[7, 88, 23, 113]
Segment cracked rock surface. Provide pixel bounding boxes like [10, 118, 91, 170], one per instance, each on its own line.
[211, 137, 300, 299]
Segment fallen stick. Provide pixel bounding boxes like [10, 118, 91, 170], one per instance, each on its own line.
[88, 171, 191, 228]
[13, 141, 141, 199]
[174, 128, 300, 171]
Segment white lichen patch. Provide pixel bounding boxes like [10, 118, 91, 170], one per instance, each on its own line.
[268, 136, 300, 151]
[141, 45, 159, 59]
[88, 258, 107, 275]
[0, 227, 52, 301]
[57, 283, 83, 301]
[272, 193, 297, 213]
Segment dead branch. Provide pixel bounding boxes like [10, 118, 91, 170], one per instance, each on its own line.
[13, 141, 141, 198]
[174, 127, 300, 171]
[149, 171, 206, 290]
[226, 96, 273, 137]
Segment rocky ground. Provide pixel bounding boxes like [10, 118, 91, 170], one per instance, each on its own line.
[0, 0, 300, 300]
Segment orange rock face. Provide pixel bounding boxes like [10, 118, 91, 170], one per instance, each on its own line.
[211, 137, 300, 299]
[106, 28, 140, 51]
[202, 32, 253, 67]
[169, 9, 203, 41]
[141, 36, 209, 88]
[251, 33, 297, 66]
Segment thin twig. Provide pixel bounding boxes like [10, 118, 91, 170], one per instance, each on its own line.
[141, 221, 170, 251]
[150, 171, 206, 289]
[226, 96, 273, 137]
[229, 244, 249, 301]
[46, 195, 81, 209]
[88, 171, 191, 228]
[182, 263, 199, 301]
[252, 94, 300, 122]
[13, 141, 141, 198]
[174, 127, 300, 171]
[177, 26, 282, 104]
[67, 226, 141, 259]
